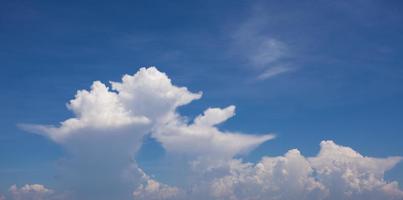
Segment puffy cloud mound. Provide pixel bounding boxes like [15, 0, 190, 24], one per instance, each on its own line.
[110, 67, 202, 121]
[208, 141, 403, 200]
[17, 67, 402, 200]
[132, 167, 183, 200]
[133, 179, 181, 200]
[8, 184, 55, 200]
[309, 141, 403, 200]
[20, 80, 150, 143]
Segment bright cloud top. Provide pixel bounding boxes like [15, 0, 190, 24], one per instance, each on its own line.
[210, 141, 403, 200]
[110, 67, 202, 121]
[22, 81, 150, 142]
[22, 67, 272, 154]
[15, 67, 403, 200]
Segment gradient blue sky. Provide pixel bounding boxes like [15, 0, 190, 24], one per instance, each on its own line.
[1, 0, 403, 194]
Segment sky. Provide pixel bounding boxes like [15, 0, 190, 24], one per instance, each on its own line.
[1, 0, 403, 200]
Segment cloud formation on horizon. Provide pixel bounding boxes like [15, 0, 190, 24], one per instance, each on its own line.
[12, 67, 403, 200]
[7, 184, 61, 200]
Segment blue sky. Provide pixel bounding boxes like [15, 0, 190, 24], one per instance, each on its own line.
[1, 0, 403, 199]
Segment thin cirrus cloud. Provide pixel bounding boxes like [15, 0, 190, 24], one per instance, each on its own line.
[230, 8, 294, 80]
[11, 67, 403, 200]
[257, 65, 293, 80]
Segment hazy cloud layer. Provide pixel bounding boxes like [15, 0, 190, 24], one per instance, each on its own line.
[15, 67, 403, 200]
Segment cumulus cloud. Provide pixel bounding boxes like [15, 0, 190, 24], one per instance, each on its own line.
[21, 67, 272, 160]
[130, 167, 183, 200]
[8, 184, 55, 200]
[20, 67, 272, 200]
[19, 81, 150, 143]
[110, 67, 202, 122]
[19, 80, 152, 199]
[129, 141, 403, 200]
[20, 67, 195, 200]
[309, 141, 403, 200]
[208, 141, 403, 200]
[133, 177, 182, 200]
[17, 67, 402, 200]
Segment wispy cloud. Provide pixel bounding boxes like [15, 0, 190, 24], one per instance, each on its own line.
[230, 6, 295, 80]
[257, 64, 293, 80]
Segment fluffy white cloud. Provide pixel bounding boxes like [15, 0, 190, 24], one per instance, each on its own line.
[20, 80, 150, 143]
[8, 184, 54, 200]
[130, 166, 183, 200]
[208, 141, 403, 200]
[110, 67, 202, 122]
[133, 177, 182, 200]
[19, 67, 271, 200]
[22, 67, 272, 160]
[19, 67, 193, 200]
[17, 67, 402, 200]
[19, 79, 153, 199]
[130, 141, 403, 200]
[309, 141, 403, 200]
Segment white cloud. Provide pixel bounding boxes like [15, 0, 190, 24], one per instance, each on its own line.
[258, 65, 293, 80]
[153, 105, 274, 160]
[194, 106, 236, 127]
[309, 141, 403, 200]
[207, 141, 403, 200]
[19, 81, 150, 143]
[130, 140, 403, 200]
[19, 67, 196, 200]
[9, 184, 54, 200]
[133, 179, 182, 200]
[131, 166, 183, 200]
[231, 7, 294, 80]
[21, 67, 272, 161]
[110, 67, 202, 122]
[246, 38, 288, 68]
[17, 67, 402, 200]
[20, 67, 271, 199]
